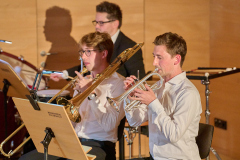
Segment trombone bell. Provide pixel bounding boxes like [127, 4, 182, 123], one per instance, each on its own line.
[56, 97, 81, 123]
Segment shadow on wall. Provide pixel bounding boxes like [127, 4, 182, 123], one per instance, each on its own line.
[43, 6, 79, 71]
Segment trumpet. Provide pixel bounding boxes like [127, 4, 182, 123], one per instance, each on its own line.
[56, 43, 144, 123]
[0, 68, 88, 158]
[107, 68, 164, 112]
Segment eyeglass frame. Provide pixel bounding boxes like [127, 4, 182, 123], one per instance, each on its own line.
[92, 20, 116, 26]
[79, 49, 98, 57]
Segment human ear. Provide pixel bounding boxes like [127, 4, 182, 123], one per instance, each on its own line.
[113, 20, 119, 29]
[174, 55, 181, 65]
[102, 50, 108, 59]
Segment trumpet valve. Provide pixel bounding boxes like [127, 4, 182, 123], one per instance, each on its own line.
[107, 97, 120, 112]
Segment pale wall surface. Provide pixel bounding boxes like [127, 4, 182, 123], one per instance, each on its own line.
[0, 0, 239, 159]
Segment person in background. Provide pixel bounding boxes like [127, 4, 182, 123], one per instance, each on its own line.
[50, 1, 145, 81]
[123, 32, 202, 160]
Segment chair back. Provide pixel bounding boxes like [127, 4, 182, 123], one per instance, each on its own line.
[196, 123, 214, 159]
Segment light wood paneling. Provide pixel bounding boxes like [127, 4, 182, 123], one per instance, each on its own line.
[210, 0, 240, 159]
[0, 0, 37, 65]
[144, 0, 210, 73]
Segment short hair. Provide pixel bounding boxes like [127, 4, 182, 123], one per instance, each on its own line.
[153, 32, 187, 67]
[96, 1, 122, 29]
[79, 32, 113, 63]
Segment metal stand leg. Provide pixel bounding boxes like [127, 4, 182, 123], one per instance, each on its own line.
[138, 126, 142, 158]
[119, 135, 125, 160]
[124, 126, 137, 159]
[201, 73, 221, 160]
[41, 127, 55, 160]
[210, 147, 222, 160]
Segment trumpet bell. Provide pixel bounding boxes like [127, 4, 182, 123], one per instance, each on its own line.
[56, 97, 81, 123]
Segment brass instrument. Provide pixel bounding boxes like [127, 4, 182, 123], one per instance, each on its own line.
[107, 68, 164, 112]
[0, 68, 88, 158]
[56, 42, 144, 123]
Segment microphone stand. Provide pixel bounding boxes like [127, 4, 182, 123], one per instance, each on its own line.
[201, 73, 221, 160]
[79, 57, 83, 72]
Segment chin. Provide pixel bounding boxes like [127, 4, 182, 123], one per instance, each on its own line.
[158, 71, 164, 77]
[86, 66, 92, 71]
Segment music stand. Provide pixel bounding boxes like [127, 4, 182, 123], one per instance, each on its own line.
[12, 97, 96, 160]
[0, 59, 30, 99]
[186, 67, 240, 160]
[0, 59, 31, 153]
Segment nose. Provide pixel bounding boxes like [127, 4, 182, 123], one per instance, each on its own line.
[153, 57, 157, 66]
[81, 52, 88, 60]
[95, 23, 100, 30]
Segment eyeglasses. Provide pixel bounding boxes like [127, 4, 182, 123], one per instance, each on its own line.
[92, 20, 115, 26]
[79, 49, 97, 57]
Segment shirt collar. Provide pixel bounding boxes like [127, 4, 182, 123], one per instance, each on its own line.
[166, 71, 186, 86]
[111, 29, 120, 44]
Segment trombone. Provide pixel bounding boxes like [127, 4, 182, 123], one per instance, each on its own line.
[107, 68, 164, 112]
[56, 42, 144, 123]
[0, 68, 88, 158]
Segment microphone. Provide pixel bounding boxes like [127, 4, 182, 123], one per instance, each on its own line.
[0, 40, 12, 44]
[40, 51, 57, 56]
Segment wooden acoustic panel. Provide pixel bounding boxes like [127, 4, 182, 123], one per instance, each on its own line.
[210, 0, 240, 159]
[0, 0, 37, 66]
[144, 0, 210, 73]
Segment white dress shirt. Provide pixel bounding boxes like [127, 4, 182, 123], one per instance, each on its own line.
[125, 72, 202, 159]
[111, 29, 120, 44]
[74, 72, 125, 143]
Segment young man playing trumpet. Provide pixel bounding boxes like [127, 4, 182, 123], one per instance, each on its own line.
[19, 32, 125, 160]
[124, 32, 202, 160]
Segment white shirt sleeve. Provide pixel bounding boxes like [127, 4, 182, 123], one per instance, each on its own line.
[124, 100, 148, 127]
[148, 88, 201, 143]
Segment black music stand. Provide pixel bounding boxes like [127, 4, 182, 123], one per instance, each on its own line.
[12, 97, 96, 160]
[186, 67, 240, 160]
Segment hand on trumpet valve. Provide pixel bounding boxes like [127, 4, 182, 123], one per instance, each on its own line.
[73, 71, 93, 93]
[124, 75, 139, 95]
[128, 83, 156, 106]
